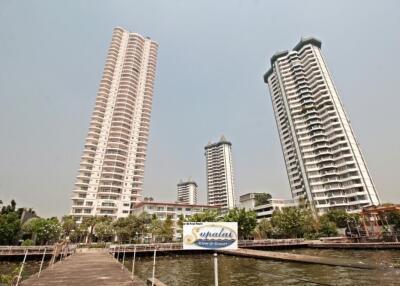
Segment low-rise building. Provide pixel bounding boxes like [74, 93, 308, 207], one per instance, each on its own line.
[133, 201, 220, 240]
[239, 193, 298, 220]
[254, 198, 298, 220]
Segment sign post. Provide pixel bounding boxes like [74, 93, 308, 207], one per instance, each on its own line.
[183, 222, 238, 286]
[213, 253, 219, 286]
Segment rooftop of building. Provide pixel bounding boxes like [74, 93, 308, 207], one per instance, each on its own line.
[205, 135, 232, 149]
[177, 179, 198, 187]
[263, 37, 322, 83]
[134, 201, 221, 209]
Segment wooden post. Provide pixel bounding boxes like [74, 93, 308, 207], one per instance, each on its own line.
[213, 253, 219, 286]
[151, 247, 157, 286]
[16, 249, 28, 286]
[38, 248, 47, 278]
[117, 245, 120, 261]
[131, 246, 136, 279]
[121, 247, 126, 270]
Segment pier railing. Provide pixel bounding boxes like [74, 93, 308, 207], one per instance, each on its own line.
[108, 239, 307, 254]
[0, 244, 77, 256]
[238, 238, 306, 247]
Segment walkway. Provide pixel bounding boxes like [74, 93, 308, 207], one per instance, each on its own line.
[219, 248, 383, 269]
[21, 252, 145, 286]
[309, 241, 400, 249]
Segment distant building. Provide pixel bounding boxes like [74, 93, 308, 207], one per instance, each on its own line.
[239, 192, 268, 211]
[205, 136, 236, 210]
[133, 201, 220, 240]
[177, 180, 198, 204]
[70, 27, 159, 222]
[239, 192, 298, 220]
[264, 37, 380, 215]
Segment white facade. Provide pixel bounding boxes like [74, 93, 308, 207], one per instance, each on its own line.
[264, 37, 380, 215]
[239, 193, 298, 220]
[70, 27, 158, 222]
[205, 136, 236, 210]
[177, 180, 198, 204]
[133, 201, 220, 240]
[254, 199, 298, 220]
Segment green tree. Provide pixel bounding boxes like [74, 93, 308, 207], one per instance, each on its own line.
[252, 219, 275, 239]
[22, 217, 61, 245]
[95, 221, 114, 242]
[1, 200, 17, 215]
[318, 216, 339, 237]
[80, 216, 110, 243]
[254, 193, 272, 207]
[386, 210, 400, 231]
[113, 216, 133, 243]
[324, 209, 353, 228]
[61, 215, 77, 238]
[149, 216, 163, 242]
[112, 213, 148, 243]
[160, 216, 174, 242]
[271, 208, 309, 238]
[0, 212, 21, 245]
[186, 210, 220, 222]
[223, 208, 257, 239]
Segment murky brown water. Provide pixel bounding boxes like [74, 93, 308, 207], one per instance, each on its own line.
[0, 258, 51, 281]
[1, 249, 400, 285]
[123, 250, 400, 286]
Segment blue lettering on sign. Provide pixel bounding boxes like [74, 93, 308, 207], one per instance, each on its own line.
[195, 239, 236, 248]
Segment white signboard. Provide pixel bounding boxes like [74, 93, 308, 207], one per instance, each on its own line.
[183, 222, 238, 250]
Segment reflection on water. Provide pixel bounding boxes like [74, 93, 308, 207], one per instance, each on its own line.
[1, 250, 400, 285]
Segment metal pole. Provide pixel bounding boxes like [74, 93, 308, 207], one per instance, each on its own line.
[151, 247, 157, 286]
[213, 253, 219, 286]
[38, 248, 47, 278]
[16, 249, 28, 286]
[131, 246, 136, 279]
[121, 247, 126, 270]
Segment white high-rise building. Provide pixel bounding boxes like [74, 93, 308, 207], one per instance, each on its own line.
[177, 180, 198, 204]
[205, 136, 236, 210]
[70, 27, 158, 222]
[264, 37, 380, 215]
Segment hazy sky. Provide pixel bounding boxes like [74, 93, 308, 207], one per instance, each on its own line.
[1, 0, 399, 217]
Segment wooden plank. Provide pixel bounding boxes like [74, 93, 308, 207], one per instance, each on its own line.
[20, 252, 146, 286]
[219, 248, 384, 270]
[309, 242, 400, 249]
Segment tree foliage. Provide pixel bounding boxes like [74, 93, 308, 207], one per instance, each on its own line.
[186, 210, 220, 222]
[0, 212, 21, 245]
[323, 209, 356, 228]
[254, 193, 272, 207]
[22, 217, 61, 245]
[223, 208, 257, 239]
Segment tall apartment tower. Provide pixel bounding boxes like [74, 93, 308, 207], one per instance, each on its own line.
[264, 37, 380, 215]
[205, 136, 236, 210]
[177, 180, 198, 204]
[70, 27, 158, 222]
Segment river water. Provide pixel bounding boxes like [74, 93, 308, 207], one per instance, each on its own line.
[1, 249, 400, 285]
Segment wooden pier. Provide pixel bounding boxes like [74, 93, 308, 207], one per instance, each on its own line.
[219, 248, 385, 269]
[20, 252, 146, 286]
[309, 241, 400, 249]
